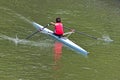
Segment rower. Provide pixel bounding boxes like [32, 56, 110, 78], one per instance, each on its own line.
[50, 17, 64, 38]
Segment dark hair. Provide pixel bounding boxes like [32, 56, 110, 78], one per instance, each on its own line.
[56, 17, 61, 22]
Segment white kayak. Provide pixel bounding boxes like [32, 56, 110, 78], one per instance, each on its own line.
[32, 22, 89, 55]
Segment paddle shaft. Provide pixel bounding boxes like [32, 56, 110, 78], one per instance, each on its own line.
[64, 26, 98, 40]
[25, 24, 49, 39]
[75, 31, 98, 40]
[25, 30, 39, 39]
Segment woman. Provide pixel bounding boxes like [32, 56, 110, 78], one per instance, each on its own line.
[50, 18, 64, 38]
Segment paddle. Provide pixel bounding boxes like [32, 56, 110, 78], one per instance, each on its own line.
[25, 24, 50, 39]
[75, 31, 98, 40]
[64, 26, 98, 40]
[25, 30, 39, 39]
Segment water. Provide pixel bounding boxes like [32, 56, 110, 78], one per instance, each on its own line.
[0, 34, 53, 47]
[0, 0, 120, 80]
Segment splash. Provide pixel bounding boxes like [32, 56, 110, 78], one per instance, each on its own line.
[98, 34, 113, 43]
[0, 7, 53, 47]
[0, 34, 52, 47]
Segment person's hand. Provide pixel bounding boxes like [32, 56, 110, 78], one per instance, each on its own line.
[71, 29, 75, 32]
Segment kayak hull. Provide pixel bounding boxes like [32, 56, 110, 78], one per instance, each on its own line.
[32, 22, 89, 55]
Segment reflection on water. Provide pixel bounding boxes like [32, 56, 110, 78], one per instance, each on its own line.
[53, 41, 63, 79]
[53, 41, 63, 70]
[53, 41, 63, 64]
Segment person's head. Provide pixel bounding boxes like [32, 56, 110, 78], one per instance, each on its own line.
[56, 17, 61, 23]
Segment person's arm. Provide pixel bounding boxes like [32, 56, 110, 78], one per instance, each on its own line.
[50, 22, 55, 26]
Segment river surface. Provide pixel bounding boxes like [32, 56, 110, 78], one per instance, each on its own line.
[0, 0, 120, 80]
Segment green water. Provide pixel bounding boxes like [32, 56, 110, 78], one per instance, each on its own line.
[0, 0, 120, 80]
